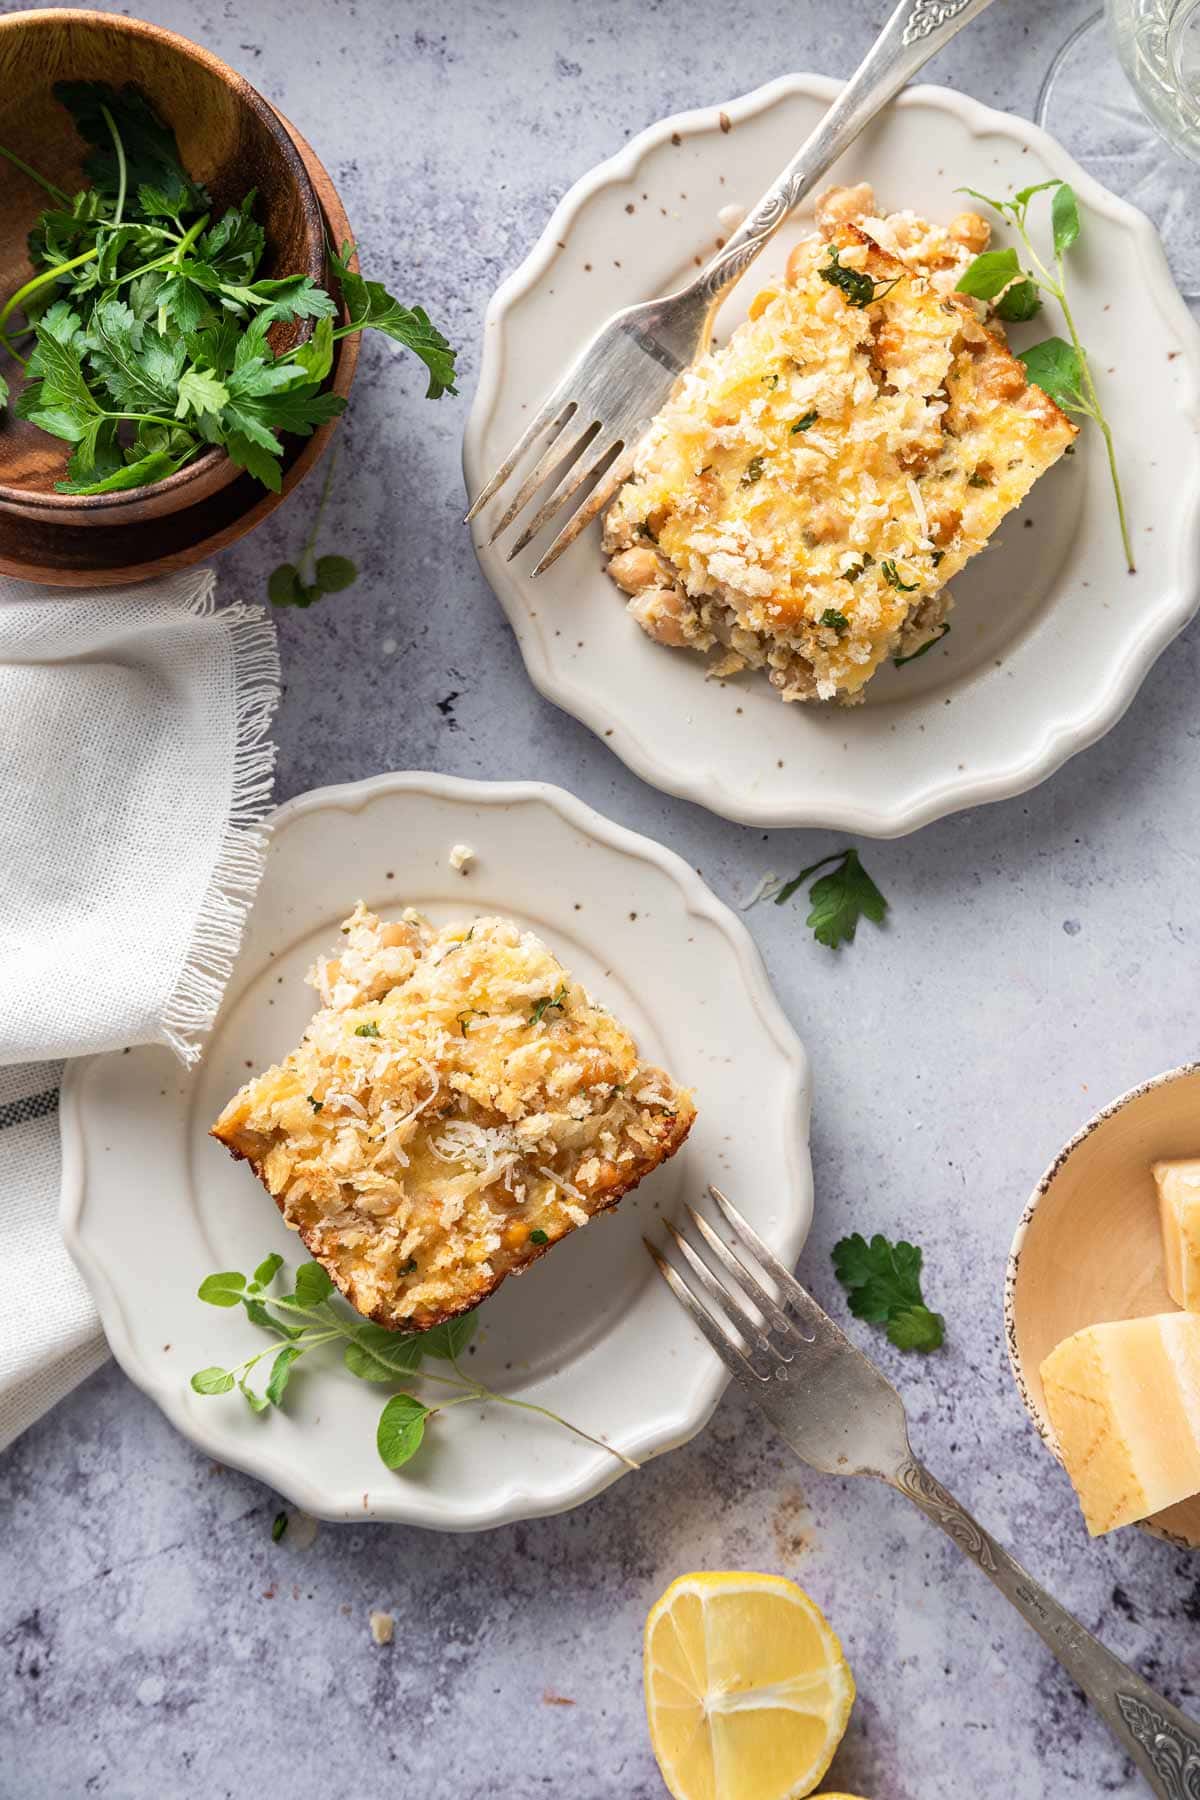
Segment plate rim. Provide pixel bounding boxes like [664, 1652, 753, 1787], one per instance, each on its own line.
[463, 73, 1200, 837]
[59, 769, 813, 1529]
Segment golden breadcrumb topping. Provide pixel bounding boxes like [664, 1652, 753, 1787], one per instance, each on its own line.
[211, 905, 695, 1330]
[603, 184, 1076, 703]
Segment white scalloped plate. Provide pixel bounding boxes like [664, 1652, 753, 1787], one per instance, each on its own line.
[59, 774, 811, 1529]
[465, 76, 1200, 835]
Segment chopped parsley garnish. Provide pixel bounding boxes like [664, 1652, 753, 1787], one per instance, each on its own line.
[931, 549, 945, 567]
[306, 1095, 324, 1113]
[832, 1232, 945, 1352]
[881, 559, 919, 592]
[354, 1020, 380, 1038]
[529, 984, 568, 1026]
[637, 521, 659, 543]
[401, 1258, 418, 1275]
[841, 552, 874, 584]
[271, 1511, 288, 1542]
[818, 245, 901, 309]
[894, 623, 951, 667]
[741, 455, 765, 485]
[775, 848, 888, 950]
[762, 372, 779, 389]
[530, 1229, 549, 1245]
[791, 411, 818, 433]
[457, 1011, 475, 1036]
[967, 471, 991, 489]
[820, 608, 849, 633]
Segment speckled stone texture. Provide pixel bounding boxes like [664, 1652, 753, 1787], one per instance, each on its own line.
[2, 0, 1198, 1794]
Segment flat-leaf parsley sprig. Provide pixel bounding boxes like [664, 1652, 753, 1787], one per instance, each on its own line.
[191, 1255, 637, 1474]
[832, 1232, 945, 1352]
[954, 179, 1134, 573]
[0, 82, 456, 497]
[773, 847, 888, 950]
[268, 448, 357, 609]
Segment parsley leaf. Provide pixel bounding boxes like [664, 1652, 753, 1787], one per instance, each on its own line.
[832, 1232, 945, 1352]
[880, 559, 918, 592]
[330, 243, 458, 397]
[819, 608, 848, 633]
[529, 983, 568, 1025]
[376, 1393, 430, 1469]
[775, 848, 888, 950]
[791, 410, 818, 433]
[818, 244, 900, 308]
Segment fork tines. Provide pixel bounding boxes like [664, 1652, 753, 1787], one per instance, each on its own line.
[646, 1186, 832, 1384]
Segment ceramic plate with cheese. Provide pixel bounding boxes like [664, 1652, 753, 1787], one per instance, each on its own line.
[1006, 1063, 1200, 1548]
[466, 75, 1200, 833]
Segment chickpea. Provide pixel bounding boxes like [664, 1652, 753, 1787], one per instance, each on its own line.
[627, 587, 691, 648]
[814, 182, 875, 234]
[608, 545, 662, 595]
[949, 210, 991, 254]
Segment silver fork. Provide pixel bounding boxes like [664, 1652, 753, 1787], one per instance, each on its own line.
[465, 0, 999, 574]
[648, 1187, 1200, 1799]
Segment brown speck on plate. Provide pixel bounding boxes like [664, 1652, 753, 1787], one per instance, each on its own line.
[625, 202, 635, 214]
[671, 131, 682, 146]
[543, 1692, 577, 1706]
[719, 111, 731, 133]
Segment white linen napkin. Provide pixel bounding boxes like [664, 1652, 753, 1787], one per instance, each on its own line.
[0, 567, 280, 1452]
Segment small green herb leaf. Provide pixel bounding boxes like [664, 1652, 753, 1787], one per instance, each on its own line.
[354, 1020, 381, 1038]
[994, 278, 1041, 323]
[420, 1314, 478, 1361]
[1017, 336, 1085, 412]
[775, 848, 888, 950]
[293, 1262, 335, 1306]
[791, 410, 817, 433]
[881, 560, 918, 592]
[1051, 182, 1080, 257]
[191, 1366, 235, 1395]
[819, 608, 848, 633]
[741, 455, 765, 485]
[252, 1253, 284, 1289]
[344, 1325, 424, 1383]
[529, 984, 568, 1027]
[530, 1228, 550, 1245]
[271, 1510, 288, 1542]
[197, 1271, 246, 1308]
[266, 1345, 302, 1406]
[818, 245, 899, 308]
[377, 1392, 430, 1468]
[894, 623, 951, 667]
[832, 1232, 944, 1353]
[314, 554, 357, 593]
[267, 563, 300, 606]
[955, 246, 1020, 301]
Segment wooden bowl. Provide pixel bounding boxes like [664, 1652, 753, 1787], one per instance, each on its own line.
[1005, 1063, 1200, 1548]
[0, 9, 325, 525]
[0, 117, 358, 586]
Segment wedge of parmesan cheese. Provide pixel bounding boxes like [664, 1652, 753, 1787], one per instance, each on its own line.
[1153, 1158, 1200, 1310]
[1040, 1314, 1200, 1534]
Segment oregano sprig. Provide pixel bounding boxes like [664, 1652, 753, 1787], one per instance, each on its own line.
[955, 179, 1134, 573]
[191, 1256, 637, 1474]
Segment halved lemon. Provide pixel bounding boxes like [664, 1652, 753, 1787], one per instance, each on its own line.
[644, 1572, 856, 1800]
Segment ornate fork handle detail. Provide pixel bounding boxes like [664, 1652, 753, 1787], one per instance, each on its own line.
[891, 1458, 1200, 1798]
[687, 0, 999, 313]
[902, 0, 978, 45]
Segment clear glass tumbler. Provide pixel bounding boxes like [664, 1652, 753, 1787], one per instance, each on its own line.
[1107, 0, 1200, 160]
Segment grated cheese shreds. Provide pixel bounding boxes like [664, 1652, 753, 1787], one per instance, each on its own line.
[211, 904, 695, 1331]
[602, 185, 1077, 704]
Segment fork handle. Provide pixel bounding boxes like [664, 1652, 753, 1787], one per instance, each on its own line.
[690, 0, 1000, 308]
[890, 1457, 1200, 1797]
